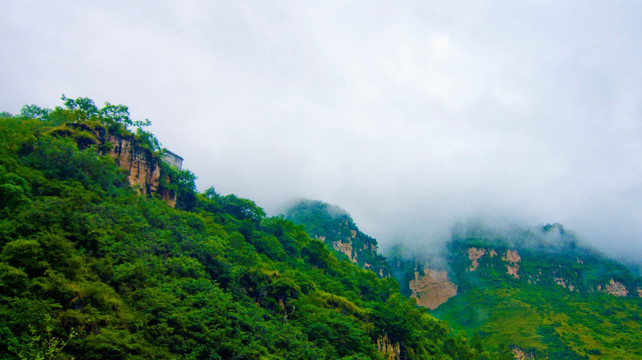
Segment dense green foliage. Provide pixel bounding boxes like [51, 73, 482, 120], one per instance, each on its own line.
[0, 98, 488, 359]
[431, 222, 642, 359]
[285, 200, 390, 277]
[435, 285, 642, 360]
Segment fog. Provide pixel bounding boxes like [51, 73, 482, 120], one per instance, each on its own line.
[2, 1, 641, 263]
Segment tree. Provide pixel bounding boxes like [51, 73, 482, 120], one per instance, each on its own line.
[20, 104, 51, 120]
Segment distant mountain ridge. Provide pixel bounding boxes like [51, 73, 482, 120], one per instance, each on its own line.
[285, 201, 642, 359]
[393, 222, 642, 303]
[395, 221, 642, 359]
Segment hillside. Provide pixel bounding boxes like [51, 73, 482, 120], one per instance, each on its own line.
[0, 97, 494, 359]
[286, 201, 642, 359]
[398, 222, 642, 359]
[284, 200, 390, 277]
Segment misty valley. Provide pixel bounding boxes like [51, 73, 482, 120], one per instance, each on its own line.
[0, 97, 640, 359]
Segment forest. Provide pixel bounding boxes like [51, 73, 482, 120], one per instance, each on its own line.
[0, 97, 507, 359]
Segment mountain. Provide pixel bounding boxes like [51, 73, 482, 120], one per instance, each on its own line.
[285, 201, 642, 359]
[284, 200, 390, 277]
[396, 221, 642, 359]
[0, 97, 492, 360]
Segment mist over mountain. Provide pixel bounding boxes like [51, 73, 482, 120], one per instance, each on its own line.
[284, 199, 642, 359]
[2, 95, 640, 358]
[2, 1, 642, 266]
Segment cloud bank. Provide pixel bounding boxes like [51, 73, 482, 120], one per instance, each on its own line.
[1, 1, 641, 262]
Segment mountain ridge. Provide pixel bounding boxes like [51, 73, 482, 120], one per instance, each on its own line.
[284, 199, 642, 359]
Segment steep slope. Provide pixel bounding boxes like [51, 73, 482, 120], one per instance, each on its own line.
[0, 98, 489, 360]
[396, 221, 642, 359]
[285, 200, 391, 277]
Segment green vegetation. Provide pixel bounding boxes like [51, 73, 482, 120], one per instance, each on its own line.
[285, 200, 390, 277]
[431, 222, 642, 359]
[0, 97, 491, 359]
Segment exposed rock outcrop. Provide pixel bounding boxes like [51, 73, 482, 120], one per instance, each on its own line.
[503, 250, 521, 279]
[599, 278, 629, 297]
[376, 335, 401, 360]
[466, 247, 498, 272]
[553, 277, 576, 291]
[467, 247, 486, 271]
[409, 268, 458, 310]
[60, 122, 178, 207]
[108, 135, 160, 195]
[332, 240, 355, 263]
[108, 136, 178, 208]
[512, 346, 535, 360]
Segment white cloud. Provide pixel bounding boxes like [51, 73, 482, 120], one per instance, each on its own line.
[1, 0, 641, 262]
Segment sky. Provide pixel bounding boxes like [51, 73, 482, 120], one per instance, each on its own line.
[2, 1, 641, 262]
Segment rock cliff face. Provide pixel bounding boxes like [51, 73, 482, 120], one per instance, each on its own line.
[332, 238, 355, 262]
[503, 250, 521, 279]
[409, 267, 457, 310]
[512, 346, 535, 360]
[387, 250, 460, 310]
[600, 278, 629, 296]
[105, 135, 177, 208]
[376, 335, 401, 360]
[467, 247, 497, 271]
[467, 247, 522, 279]
[107, 135, 160, 195]
[59, 122, 177, 207]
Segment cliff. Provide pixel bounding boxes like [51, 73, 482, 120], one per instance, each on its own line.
[106, 135, 177, 208]
[387, 248, 459, 310]
[107, 135, 160, 195]
[376, 335, 401, 360]
[408, 266, 457, 310]
[52, 122, 177, 207]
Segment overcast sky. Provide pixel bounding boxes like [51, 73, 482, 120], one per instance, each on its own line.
[2, 1, 641, 262]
